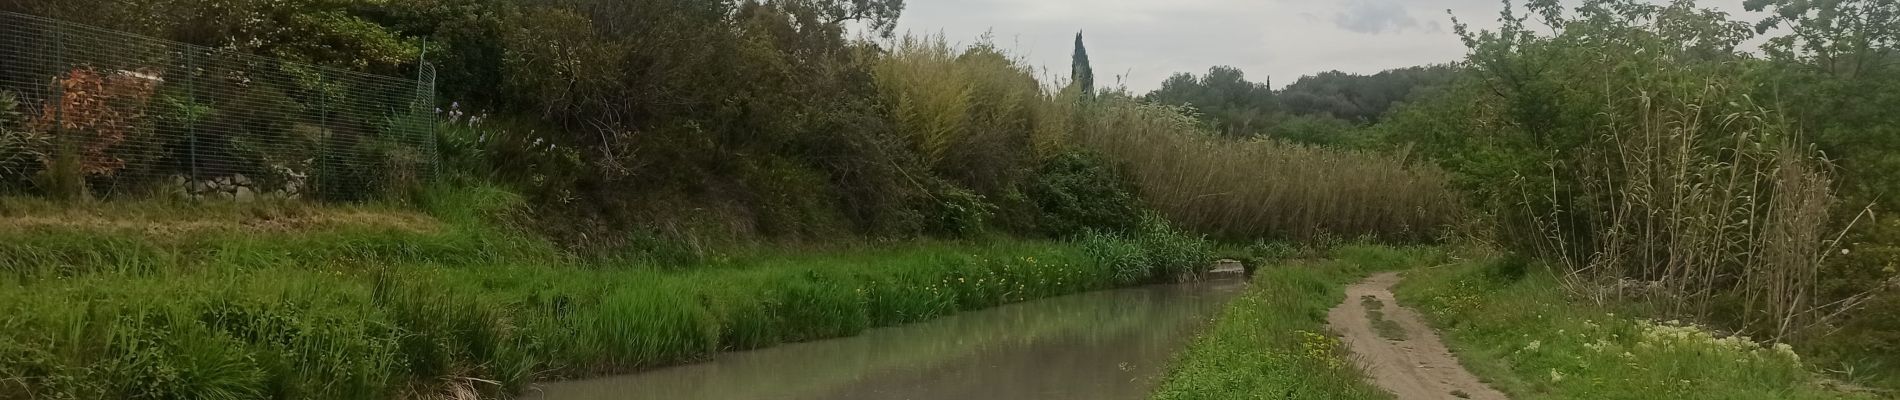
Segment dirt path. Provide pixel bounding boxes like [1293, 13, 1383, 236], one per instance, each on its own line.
[1326, 272, 1507, 400]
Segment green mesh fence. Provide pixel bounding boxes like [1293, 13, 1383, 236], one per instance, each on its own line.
[0, 12, 437, 202]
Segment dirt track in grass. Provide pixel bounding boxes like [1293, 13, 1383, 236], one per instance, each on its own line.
[1326, 272, 1508, 400]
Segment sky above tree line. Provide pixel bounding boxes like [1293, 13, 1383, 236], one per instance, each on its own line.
[893, 0, 1763, 92]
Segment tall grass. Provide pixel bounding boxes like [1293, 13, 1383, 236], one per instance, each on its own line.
[0, 186, 555, 284]
[873, 34, 1056, 197]
[1430, 0, 1880, 344]
[0, 193, 1212, 399]
[873, 36, 1461, 244]
[1522, 82, 1866, 341]
[1079, 99, 1461, 242]
[875, 35, 972, 167]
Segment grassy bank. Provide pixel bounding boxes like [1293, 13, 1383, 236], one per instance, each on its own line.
[0, 192, 557, 284]
[1394, 257, 1869, 400]
[1149, 245, 1438, 400]
[0, 192, 1214, 399]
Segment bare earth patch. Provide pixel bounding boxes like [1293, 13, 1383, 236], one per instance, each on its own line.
[0, 208, 440, 237]
[1327, 272, 1507, 400]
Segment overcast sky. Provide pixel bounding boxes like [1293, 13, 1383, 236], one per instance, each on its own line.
[892, 0, 1766, 92]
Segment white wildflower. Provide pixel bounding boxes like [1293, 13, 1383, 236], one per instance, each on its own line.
[1773, 343, 1801, 363]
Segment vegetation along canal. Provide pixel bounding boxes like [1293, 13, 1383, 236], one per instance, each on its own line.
[526, 280, 1246, 400]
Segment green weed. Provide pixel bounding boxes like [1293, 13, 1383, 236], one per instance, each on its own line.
[1395, 258, 1869, 400]
[1077, 215, 1214, 285]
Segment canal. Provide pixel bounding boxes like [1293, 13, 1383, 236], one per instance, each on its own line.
[526, 280, 1245, 400]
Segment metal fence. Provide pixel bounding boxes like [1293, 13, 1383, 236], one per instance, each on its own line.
[0, 12, 436, 202]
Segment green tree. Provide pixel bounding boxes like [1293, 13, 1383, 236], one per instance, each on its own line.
[1744, 2, 1900, 369]
[5, 0, 422, 73]
[1747, 0, 1900, 205]
[1072, 31, 1095, 98]
[1386, 0, 1867, 342]
[1277, 65, 1458, 123]
[1142, 66, 1277, 138]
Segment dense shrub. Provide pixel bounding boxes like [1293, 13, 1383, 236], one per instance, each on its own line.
[914, 177, 994, 238]
[0, 0, 1464, 251]
[434, 114, 587, 205]
[1382, 0, 1861, 341]
[1025, 151, 1144, 237]
[2, 0, 421, 75]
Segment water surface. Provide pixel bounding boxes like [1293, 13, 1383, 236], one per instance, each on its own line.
[526, 281, 1244, 400]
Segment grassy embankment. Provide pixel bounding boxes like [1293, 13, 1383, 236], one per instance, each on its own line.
[1149, 245, 1442, 400]
[1395, 256, 1873, 400]
[0, 187, 1211, 399]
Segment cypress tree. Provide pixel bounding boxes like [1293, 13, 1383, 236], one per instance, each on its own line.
[1072, 31, 1095, 98]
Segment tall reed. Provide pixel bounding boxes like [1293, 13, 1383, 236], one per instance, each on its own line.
[874, 35, 971, 167]
[1078, 99, 1461, 242]
[873, 34, 1076, 199]
[1524, 83, 1865, 340]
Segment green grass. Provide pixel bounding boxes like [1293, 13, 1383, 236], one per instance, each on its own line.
[0, 187, 1216, 399]
[1394, 256, 1869, 400]
[1149, 244, 1442, 400]
[0, 187, 559, 284]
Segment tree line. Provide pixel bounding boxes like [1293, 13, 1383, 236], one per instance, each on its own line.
[0, 0, 1458, 251]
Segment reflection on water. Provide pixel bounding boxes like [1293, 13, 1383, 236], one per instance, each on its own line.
[526, 281, 1245, 400]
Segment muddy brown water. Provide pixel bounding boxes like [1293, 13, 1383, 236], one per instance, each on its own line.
[524, 281, 1246, 400]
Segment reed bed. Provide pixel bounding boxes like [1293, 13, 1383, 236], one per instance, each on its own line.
[1522, 83, 1863, 341]
[1079, 100, 1461, 243]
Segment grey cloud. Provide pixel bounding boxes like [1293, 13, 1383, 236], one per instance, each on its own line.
[1332, 0, 1432, 34]
[896, 0, 1764, 93]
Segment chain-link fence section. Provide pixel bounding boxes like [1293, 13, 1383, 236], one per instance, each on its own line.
[0, 12, 436, 202]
